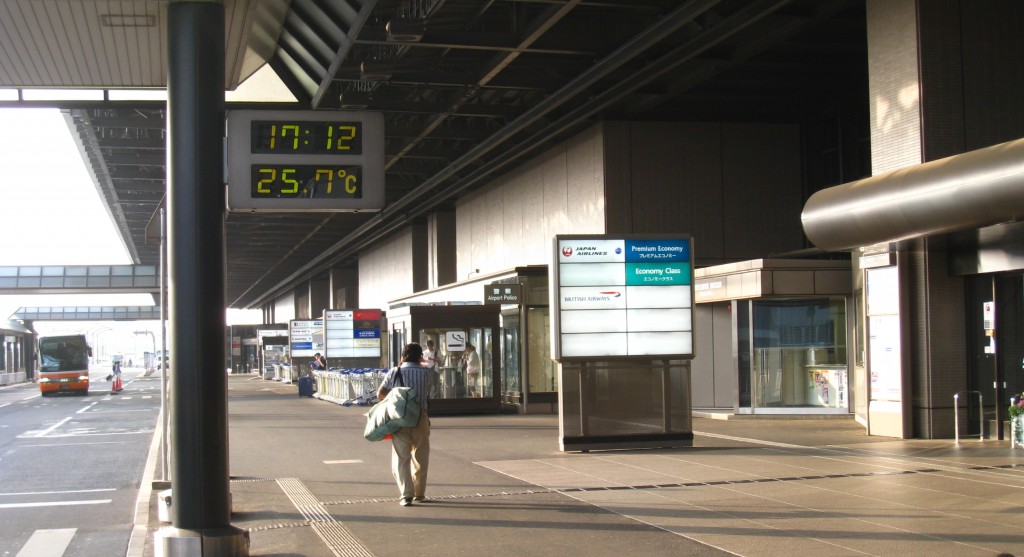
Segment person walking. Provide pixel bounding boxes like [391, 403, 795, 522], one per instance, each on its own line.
[377, 343, 433, 506]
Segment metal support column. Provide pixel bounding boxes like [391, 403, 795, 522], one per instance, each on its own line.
[156, 1, 248, 555]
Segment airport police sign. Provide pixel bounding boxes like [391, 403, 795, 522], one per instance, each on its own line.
[550, 235, 694, 360]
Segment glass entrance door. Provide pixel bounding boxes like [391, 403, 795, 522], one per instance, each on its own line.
[995, 276, 1024, 424]
[966, 273, 1024, 439]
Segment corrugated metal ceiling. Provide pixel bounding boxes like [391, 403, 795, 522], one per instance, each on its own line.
[0, 0, 868, 308]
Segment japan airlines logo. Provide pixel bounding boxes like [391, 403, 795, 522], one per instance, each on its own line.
[562, 246, 573, 257]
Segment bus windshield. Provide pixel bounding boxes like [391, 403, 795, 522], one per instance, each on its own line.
[39, 336, 90, 372]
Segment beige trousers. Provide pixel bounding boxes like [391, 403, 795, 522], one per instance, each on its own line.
[390, 409, 430, 499]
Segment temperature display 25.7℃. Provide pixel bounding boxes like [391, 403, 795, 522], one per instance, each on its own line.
[251, 120, 363, 155]
[251, 165, 362, 198]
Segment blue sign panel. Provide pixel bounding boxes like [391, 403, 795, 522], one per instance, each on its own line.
[624, 239, 690, 262]
[354, 329, 380, 339]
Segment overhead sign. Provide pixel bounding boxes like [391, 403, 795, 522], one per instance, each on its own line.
[289, 319, 324, 358]
[257, 328, 288, 345]
[324, 309, 382, 359]
[551, 235, 695, 360]
[226, 110, 385, 212]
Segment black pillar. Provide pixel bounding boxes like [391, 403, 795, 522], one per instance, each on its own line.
[164, 1, 247, 553]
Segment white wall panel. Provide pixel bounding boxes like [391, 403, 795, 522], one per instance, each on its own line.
[566, 127, 605, 234]
[359, 229, 414, 310]
[273, 291, 295, 323]
[452, 125, 606, 279]
[542, 150, 570, 247]
[484, 186, 504, 270]
[503, 175, 526, 265]
[520, 164, 547, 263]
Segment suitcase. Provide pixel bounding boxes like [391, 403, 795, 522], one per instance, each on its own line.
[298, 376, 314, 397]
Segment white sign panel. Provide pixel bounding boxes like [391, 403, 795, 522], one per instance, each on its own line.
[445, 331, 467, 352]
[289, 319, 324, 358]
[551, 235, 695, 360]
[323, 309, 381, 359]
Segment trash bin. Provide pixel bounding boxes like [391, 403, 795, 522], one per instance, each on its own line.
[298, 375, 314, 397]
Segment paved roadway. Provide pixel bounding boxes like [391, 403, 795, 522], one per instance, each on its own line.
[0, 366, 160, 556]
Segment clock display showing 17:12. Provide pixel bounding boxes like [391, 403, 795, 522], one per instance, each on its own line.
[250, 121, 362, 155]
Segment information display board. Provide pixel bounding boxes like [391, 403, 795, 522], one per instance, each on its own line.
[551, 235, 695, 360]
[324, 309, 382, 359]
[289, 319, 324, 358]
[226, 110, 385, 212]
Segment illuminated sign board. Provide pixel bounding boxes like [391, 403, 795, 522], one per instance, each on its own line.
[226, 110, 384, 212]
[289, 319, 324, 358]
[551, 235, 695, 360]
[324, 309, 382, 359]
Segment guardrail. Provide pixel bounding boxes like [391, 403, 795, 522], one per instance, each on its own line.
[953, 390, 983, 442]
[313, 369, 385, 406]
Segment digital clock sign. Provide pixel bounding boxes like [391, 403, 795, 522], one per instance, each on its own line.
[251, 165, 362, 198]
[251, 121, 363, 155]
[227, 110, 384, 212]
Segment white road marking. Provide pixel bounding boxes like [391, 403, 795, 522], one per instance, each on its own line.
[19, 441, 126, 448]
[0, 403, 10, 409]
[35, 417, 72, 438]
[0, 488, 115, 497]
[324, 459, 363, 464]
[0, 499, 110, 509]
[77, 402, 99, 414]
[16, 528, 76, 557]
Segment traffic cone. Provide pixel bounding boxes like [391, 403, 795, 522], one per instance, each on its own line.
[111, 375, 123, 394]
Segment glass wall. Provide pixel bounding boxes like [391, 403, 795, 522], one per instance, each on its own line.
[739, 297, 849, 413]
[418, 327, 493, 399]
[527, 307, 556, 394]
[500, 317, 521, 403]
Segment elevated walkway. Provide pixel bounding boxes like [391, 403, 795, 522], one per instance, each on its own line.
[13, 306, 161, 321]
[0, 265, 159, 294]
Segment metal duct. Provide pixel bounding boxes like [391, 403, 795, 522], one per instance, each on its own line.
[801, 137, 1024, 251]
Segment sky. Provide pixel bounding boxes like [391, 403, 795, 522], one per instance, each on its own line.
[0, 67, 293, 329]
[0, 108, 260, 329]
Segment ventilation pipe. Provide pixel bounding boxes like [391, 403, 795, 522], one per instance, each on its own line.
[802, 137, 1024, 252]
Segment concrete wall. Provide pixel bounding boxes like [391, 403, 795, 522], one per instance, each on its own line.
[273, 291, 295, 323]
[866, 0, 922, 175]
[358, 227, 415, 310]
[690, 302, 736, 409]
[455, 124, 605, 278]
[605, 121, 804, 264]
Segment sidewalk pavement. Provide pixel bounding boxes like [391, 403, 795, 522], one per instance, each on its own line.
[135, 374, 1024, 557]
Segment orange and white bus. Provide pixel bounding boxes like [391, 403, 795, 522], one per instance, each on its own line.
[37, 335, 92, 396]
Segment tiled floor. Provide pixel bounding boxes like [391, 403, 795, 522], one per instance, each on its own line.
[479, 437, 1024, 556]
